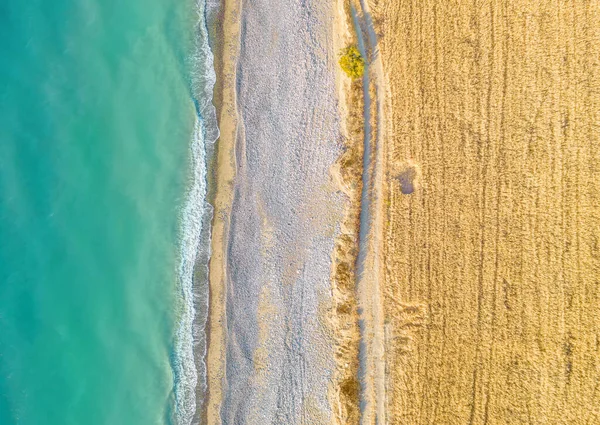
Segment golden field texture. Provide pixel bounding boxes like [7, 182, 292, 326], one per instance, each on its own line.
[369, 0, 600, 423]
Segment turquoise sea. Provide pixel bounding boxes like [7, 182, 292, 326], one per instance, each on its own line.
[0, 0, 217, 423]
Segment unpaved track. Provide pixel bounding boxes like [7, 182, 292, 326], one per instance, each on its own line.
[370, 0, 600, 423]
[351, 1, 387, 423]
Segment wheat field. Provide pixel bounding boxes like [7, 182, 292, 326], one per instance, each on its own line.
[370, 0, 600, 423]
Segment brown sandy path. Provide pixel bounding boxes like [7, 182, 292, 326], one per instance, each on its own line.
[205, 0, 242, 422]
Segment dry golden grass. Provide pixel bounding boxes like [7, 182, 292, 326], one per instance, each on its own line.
[328, 75, 364, 425]
[368, 0, 600, 423]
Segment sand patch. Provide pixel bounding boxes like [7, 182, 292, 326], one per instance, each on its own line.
[394, 161, 420, 195]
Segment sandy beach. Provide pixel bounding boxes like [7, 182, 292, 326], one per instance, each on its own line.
[206, 0, 346, 423]
[204, 0, 240, 422]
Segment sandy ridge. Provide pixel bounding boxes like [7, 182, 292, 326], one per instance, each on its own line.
[328, 0, 364, 423]
[204, 0, 242, 422]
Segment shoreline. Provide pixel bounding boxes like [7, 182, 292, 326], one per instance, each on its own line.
[204, 0, 242, 422]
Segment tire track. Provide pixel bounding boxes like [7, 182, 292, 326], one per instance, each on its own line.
[349, 1, 386, 423]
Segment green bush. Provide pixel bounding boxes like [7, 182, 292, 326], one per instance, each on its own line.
[339, 46, 365, 79]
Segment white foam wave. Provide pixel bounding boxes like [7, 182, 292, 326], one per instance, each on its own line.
[174, 117, 206, 425]
[173, 0, 220, 424]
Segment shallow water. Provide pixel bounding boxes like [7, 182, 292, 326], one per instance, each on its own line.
[0, 0, 215, 423]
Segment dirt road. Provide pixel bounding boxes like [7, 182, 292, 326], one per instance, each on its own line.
[351, 0, 387, 423]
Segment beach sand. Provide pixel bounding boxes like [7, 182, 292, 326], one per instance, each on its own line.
[206, 0, 346, 423]
[204, 0, 240, 422]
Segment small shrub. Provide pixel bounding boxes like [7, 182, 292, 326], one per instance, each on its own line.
[339, 46, 365, 79]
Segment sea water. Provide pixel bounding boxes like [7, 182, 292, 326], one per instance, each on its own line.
[0, 0, 217, 423]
